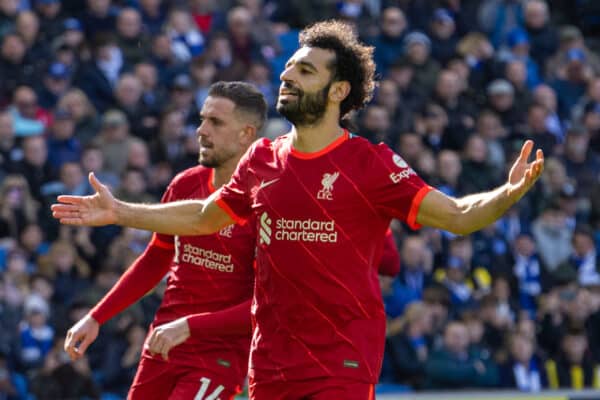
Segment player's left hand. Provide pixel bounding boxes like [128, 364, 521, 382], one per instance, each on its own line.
[507, 140, 544, 199]
[145, 317, 191, 361]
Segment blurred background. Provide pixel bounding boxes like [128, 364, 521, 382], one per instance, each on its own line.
[0, 0, 599, 398]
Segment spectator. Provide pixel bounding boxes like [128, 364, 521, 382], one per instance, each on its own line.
[56, 88, 100, 146]
[0, 175, 39, 240]
[0, 110, 20, 177]
[512, 103, 559, 158]
[551, 48, 592, 120]
[113, 73, 158, 142]
[166, 73, 201, 132]
[37, 62, 73, 109]
[35, 0, 64, 46]
[75, 34, 122, 113]
[513, 232, 544, 314]
[401, 31, 440, 101]
[10, 85, 49, 137]
[562, 126, 600, 196]
[546, 328, 600, 389]
[165, 7, 205, 63]
[433, 69, 476, 151]
[92, 109, 135, 176]
[478, 0, 524, 47]
[486, 79, 523, 133]
[115, 8, 150, 66]
[532, 84, 564, 143]
[435, 149, 463, 197]
[429, 9, 459, 66]
[499, 28, 540, 88]
[10, 135, 56, 202]
[425, 321, 499, 389]
[504, 59, 532, 114]
[569, 225, 600, 287]
[523, 0, 558, 69]
[80, 0, 117, 40]
[189, 54, 216, 110]
[460, 134, 498, 194]
[0, 32, 35, 104]
[46, 108, 81, 170]
[370, 7, 407, 76]
[359, 104, 391, 144]
[133, 61, 164, 113]
[18, 294, 54, 371]
[499, 331, 548, 391]
[398, 235, 433, 299]
[137, 0, 166, 35]
[532, 201, 573, 272]
[416, 102, 449, 154]
[546, 25, 600, 81]
[114, 167, 155, 204]
[80, 144, 119, 193]
[456, 32, 495, 94]
[386, 302, 433, 388]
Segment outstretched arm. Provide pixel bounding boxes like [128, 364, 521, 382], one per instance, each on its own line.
[416, 140, 544, 235]
[52, 173, 234, 236]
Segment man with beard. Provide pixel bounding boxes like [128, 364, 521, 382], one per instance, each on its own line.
[63, 81, 267, 399]
[54, 21, 545, 399]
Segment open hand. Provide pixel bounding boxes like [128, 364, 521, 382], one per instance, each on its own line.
[507, 140, 544, 199]
[51, 172, 117, 226]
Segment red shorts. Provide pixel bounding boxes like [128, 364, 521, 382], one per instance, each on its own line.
[128, 356, 241, 400]
[249, 376, 375, 400]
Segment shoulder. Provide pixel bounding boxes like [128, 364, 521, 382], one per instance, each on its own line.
[166, 165, 210, 196]
[244, 135, 289, 162]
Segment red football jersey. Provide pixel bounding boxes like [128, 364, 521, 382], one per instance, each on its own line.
[149, 166, 256, 387]
[215, 131, 432, 384]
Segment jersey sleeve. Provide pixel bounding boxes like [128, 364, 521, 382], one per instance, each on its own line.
[368, 144, 433, 229]
[215, 141, 259, 223]
[154, 182, 177, 246]
[377, 228, 400, 277]
[90, 238, 174, 325]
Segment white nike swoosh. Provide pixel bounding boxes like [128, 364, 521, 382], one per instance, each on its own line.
[259, 178, 280, 190]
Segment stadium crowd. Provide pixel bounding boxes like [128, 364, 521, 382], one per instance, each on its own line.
[0, 0, 599, 398]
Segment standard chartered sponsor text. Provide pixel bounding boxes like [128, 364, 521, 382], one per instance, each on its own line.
[181, 243, 234, 272]
[275, 218, 337, 243]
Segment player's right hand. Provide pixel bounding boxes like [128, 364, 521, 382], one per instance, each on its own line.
[64, 314, 100, 361]
[51, 172, 118, 227]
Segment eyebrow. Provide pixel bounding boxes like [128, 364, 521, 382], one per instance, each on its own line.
[286, 59, 318, 72]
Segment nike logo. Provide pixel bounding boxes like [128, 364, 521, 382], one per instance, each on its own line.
[259, 178, 279, 190]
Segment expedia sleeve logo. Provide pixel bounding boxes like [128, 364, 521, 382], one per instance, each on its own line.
[259, 212, 337, 245]
[390, 153, 416, 183]
[180, 243, 234, 272]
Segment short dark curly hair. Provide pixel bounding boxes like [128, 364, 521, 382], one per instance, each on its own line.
[299, 20, 376, 119]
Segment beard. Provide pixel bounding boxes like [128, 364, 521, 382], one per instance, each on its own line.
[198, 145, 236, 168]
[276, 82, 331, 126]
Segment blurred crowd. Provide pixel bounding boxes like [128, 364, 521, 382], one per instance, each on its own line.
[0, 0, 599, 398]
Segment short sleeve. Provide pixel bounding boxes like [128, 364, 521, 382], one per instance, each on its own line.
[367, 144, 433, 229]
[215, 141, 257, 223]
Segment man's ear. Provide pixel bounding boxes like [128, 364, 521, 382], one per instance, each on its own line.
[240, 124, 257, 146]
[330, 81, 350, 103]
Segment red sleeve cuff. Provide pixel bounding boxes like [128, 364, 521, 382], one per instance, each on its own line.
[215, 197, 247, 225]
[407, 185, 434, 230]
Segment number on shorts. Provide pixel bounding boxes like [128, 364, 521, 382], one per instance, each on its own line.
[194, 376, 225, 400]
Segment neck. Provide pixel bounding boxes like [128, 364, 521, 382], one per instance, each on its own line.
[212, 157, 240, 189]
[290, 111, 344, 153]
